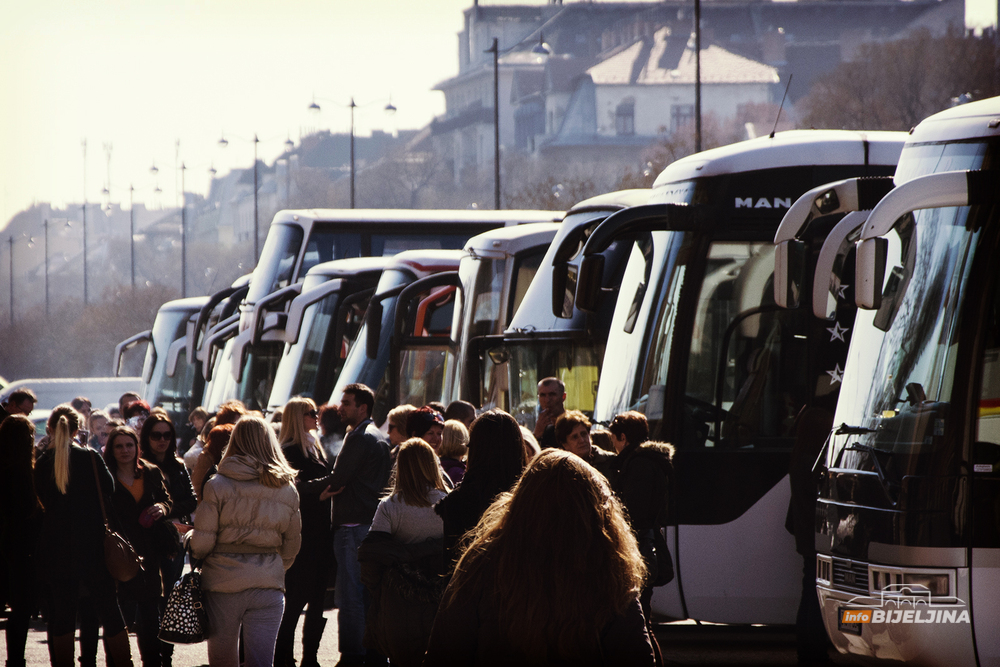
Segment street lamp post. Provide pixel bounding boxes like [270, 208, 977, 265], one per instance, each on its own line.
[129, 185, 136, 288]
[43, 219, 50, 317]
[219, 133, 261, 263]
[307, 96, 396, 209]
[7, 236, 13, 326]
[82, 140, 89, 305]
[82, 203, 89, 305]
[181, 162, 187, 298]
[486, 38, 501, 210]
[694, 0, 702, 153]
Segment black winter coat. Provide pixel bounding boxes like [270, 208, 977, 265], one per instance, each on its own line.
[34, 445, 114, 583]
[282, 443, 332, 541]
[109, 461, 174, 597]
[151, 456, 197, 525]
[358, 531, 446, 667]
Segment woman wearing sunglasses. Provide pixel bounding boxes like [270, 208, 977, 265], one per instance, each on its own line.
[103, 424, 175, 667]
[274, 397, 332, 667]
[139, 413, 198, 667]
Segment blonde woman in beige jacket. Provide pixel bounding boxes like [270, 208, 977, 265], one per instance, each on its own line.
[190, 415, 302, 667]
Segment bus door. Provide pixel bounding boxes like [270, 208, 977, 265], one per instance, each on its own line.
[973, 268, 1000, 667]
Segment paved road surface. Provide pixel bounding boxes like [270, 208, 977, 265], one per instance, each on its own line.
[8, 612, 854, 666]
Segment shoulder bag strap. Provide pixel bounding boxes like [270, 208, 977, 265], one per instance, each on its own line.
[89, 451, 111, 530]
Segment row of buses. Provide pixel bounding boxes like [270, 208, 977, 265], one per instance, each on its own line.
[114, 96, 1000, 666]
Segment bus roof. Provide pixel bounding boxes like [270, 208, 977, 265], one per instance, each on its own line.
[907, 96, 1000, 144]
[652, 130, 907, 186]
[156, 296, 211, 313]
[464, 222, 560, 255]
[302, 256, 396, 279]
[270, 208, 563, 226]
[386, 248, 466, 275]
[565, 189, 651, 213]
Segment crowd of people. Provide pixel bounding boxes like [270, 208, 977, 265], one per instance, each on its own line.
[0, 377, 677, 667]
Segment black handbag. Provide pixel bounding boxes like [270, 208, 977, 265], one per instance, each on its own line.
[90, 452, 143, 582]
[158, 566, 209, 644]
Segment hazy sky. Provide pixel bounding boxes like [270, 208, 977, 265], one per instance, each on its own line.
[0, 0, 555, 226]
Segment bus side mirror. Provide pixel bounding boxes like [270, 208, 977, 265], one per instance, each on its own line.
[366, 301, 383, 360]
[575, 255, 605, 313]
[774, 239, 806, 309]
[856, 237, 887, 310]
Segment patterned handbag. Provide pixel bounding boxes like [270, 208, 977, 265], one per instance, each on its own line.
[158, 568, 209, 644]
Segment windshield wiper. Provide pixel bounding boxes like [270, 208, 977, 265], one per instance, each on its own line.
[843, 442, 899, 506]
[836, 423, 877, 435]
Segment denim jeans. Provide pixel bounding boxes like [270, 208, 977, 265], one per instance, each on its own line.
[333, 524, 370, 657]
[205, 588, 285, 667]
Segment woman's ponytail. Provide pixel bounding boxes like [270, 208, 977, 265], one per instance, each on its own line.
[52, 415, 72, 494]
[46, 404, 82, 495]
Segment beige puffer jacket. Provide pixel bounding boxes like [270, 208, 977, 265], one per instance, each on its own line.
[191, 455, 302, 593]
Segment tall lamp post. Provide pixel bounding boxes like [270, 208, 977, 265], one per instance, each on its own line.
[180, 162, 187, 297]
[307, 96, 396, 209]
[129, 185, 136, 288]
[694, 0, 702, 153]
[219, 132, 261, 262]
[81, 140, 90, 305]
[7, 236, 13, 326]
[42, 219, 50, 317]
[486, 38, 501, 210]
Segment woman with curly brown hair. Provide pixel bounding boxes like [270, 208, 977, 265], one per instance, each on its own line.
[424, 448, 654, 665]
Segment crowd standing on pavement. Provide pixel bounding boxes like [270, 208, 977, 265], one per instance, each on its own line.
[1, 378, 681, 667]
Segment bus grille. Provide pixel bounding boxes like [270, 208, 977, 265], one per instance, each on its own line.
[831, 558, 869, 594]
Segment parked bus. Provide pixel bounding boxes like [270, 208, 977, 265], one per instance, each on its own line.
[327, 249, 464, 424]
[574, 130, 906, 622]
[266, 257, 392, 413]
[488, 190, 650, 424]
[231, 209, 562, 410]
[388, 222, 561, 412]
[812, 98, 1000, 666]
[112, 276, 252, 426]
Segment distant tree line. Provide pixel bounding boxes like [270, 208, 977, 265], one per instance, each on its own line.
[798, 27, 1000, 131]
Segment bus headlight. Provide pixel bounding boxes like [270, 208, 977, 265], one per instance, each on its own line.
[902, 572, 950, 596]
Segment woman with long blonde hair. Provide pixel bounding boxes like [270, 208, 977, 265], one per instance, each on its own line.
[34, 404, 134, 667]
[190, 415, 302, 667]
[274, 398, 333, 667]
[424, 449, 654, 666]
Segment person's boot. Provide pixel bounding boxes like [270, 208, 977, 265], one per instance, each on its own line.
[300, 617, 327, 667]
[48, 632, 76, 667]
[5, 659, 28, 667]
[103, 630, 135, 667]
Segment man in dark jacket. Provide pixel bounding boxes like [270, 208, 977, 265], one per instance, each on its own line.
[606, 410, 675, 620]
[317, 383, 391, 667]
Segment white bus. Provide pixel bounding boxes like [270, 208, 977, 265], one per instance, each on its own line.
[812, 97, 1000, 666]
[574, 130, 906, 622]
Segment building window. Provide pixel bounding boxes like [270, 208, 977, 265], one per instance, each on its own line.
[616, 99, 635, 136]
[671, 105, 695, 132]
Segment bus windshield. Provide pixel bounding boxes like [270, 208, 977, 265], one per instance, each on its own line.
[246, 224, 304, 305]
[329, 269, 412, 419]
[829, 138, 996, 478]
[143, 308, 197, 418]
[830, 205, 980, 477]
